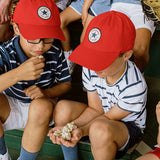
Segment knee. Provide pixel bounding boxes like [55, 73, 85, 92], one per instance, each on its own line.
[89, 120, 113, 142]
[29, 98, 53, 125]
[53, 100, 72, 125]
[60, 16, 68, 30]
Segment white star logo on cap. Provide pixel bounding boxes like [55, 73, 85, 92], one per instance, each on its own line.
[88, 28, 101, 43]
[37, 6, 51, 20]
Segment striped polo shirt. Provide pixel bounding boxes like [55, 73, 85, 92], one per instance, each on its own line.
[0, 36, 71, 103]
[82, 61, 147, 130]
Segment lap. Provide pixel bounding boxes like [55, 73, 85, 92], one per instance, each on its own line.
[2, 95, 30, 131]
[2, 95, 54, 131]
[90, 117, 129, 148]
[56, 99, 87, 113]
[90, 118, 142, 154]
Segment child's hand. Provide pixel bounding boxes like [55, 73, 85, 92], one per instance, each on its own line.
[156, 101, 160, 125]
[23, 85, 45, 100]
[49, 126, 82, 147]
[61, 128, 82, 147]
[16, 56, 45, 82]
[48, 126, 65, 145]
[0, 0, 11, 24]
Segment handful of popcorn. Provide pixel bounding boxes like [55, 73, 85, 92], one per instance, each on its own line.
[39, 55, 44, 59]
[53, 122, 77, 140]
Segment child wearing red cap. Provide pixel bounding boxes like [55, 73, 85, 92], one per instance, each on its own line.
[59, 0, 111, 74]
[136, 101, 160, 160]
[0, 0, 70, 43]
[0, 0, 71, 160]
[48, 11, 147, 160]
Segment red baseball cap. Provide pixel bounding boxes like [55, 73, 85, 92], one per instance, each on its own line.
[69, 11, 136, 71]
[13, 0, 65, 41]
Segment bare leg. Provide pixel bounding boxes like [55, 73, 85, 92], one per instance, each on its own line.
[60, 7, 81, 51]
[53, 100, 87, 126]
[89, 117, 129, 160]
[136, 153, 159, 160]
[22, 98, 53, 153]
[133, 28, 151, 71]
[0, 94, 11, 137]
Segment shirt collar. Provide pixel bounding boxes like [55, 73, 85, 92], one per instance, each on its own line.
[13, 36, 28, 63]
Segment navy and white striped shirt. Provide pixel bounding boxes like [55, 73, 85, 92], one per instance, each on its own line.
[0, 36, 71, 103]
[82, 61, 147, 130]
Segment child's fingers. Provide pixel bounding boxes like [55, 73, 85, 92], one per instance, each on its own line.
[156, 101, 160, 108]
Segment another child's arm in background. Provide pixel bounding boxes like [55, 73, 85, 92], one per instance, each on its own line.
[81, 0, 94, 26]
[156, 101, 160, 146]
[0, 0, 12, 24]
[44, 81, 71, 98]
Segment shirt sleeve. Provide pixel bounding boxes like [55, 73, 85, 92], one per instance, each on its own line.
[0, 45, 9, 74]
[82, 67, 96, 92]
[55, 49, 72, 83]
[118, 81, 147, 113]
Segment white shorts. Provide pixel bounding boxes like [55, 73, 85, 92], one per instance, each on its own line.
[3, 95, 30, 131]
[56, 0, 69, 11]
[2, 95, 57, 131]
[111, 3, 155, 36]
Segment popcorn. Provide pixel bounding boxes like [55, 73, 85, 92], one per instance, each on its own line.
[53, 122, 77, 140]
[39, 55, 44, 59]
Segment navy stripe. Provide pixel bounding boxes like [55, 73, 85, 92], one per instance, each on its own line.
[123, 88, 147, 99]
[123, 101, 143, 105]
[119, 81, 142, 94]
[82, 69, 90, 81]
[117, 104, 140, 113]
[95, 84, 106, 90]
[134, 66, 140, 81]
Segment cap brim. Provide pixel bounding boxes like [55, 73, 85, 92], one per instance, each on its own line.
[19, 24, 65, 41]
[69, 43, 120, 71]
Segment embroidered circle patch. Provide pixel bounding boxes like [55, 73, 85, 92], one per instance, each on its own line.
[37, 6, 51, 20]
[88, 28, 101, 43]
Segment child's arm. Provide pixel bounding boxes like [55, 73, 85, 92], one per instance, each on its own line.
[23, 81, 71, 100]
[0, 56, 45, 93]
[156, 101, 160, 146]
[104, 104, 131, 120]
[81, 0, 94, 26]
[49, 90, 104, 147]
[43, 81, 71, 98]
